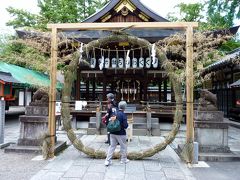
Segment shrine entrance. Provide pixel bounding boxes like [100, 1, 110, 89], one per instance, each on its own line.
[76, 40, 166, 104]
[46, 0, 197, 163]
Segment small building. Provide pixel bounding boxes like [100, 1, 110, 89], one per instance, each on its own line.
[0, 62, 62, 106]
[0, 71, 19, 101]
[202, 48, 240, 121]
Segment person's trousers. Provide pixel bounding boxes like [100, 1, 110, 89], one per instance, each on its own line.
[107, 132, 110, 145]
[106, 134, 127, 161]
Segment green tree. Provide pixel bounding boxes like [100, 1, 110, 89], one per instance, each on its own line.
[207, 0, 240, 29]
[167, 3, 204, 22]
[168, 0, 240, 30]
[6, 0, 108, 30]
[6, 7, 40, 29]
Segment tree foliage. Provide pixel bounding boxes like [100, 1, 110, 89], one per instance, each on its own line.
[168, 0, 240, 31]
[0, 39, 49, 72]
[207, 0, 240, 29]
[167, 1, 240, 54]
[6, 0, 108, 30]
[6, 7, 41, 29]
[167, 3, 204, 22]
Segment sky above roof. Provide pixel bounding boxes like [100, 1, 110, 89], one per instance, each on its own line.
[0, 0, 239, 35]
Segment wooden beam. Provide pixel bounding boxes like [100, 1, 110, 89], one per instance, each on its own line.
[48, 27, 57, 158]
[186, 25, 194, 146]
[47, 22, 198, 30]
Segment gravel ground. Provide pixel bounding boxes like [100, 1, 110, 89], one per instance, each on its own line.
[0, 150, 48, 180]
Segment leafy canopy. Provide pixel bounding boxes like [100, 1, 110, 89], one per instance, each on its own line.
[6, 0, 108, 30]
[168, 0, 240, 31]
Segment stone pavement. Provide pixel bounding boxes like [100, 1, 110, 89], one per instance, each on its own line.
[3, 117, 240, 180]
[0, 149, 47, 180]
[30, 135, 195, 180]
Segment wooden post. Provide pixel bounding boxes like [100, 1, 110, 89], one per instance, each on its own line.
[186, 26, 194, 148]
[48, 27, 57, 158]
[158, 80, 162, 102]
[143, 74, 148, 101]
[76, 68, 80, 100]
[164, 79, 167, 102]
[86, 80, 89, 101]
[92, 76, 96, 101]
[103, 77, 107, 101]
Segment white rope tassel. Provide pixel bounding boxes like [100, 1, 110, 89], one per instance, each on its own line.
[78, 43, 84, 64]
[125, 50, 130, 70]
[151, 43, 156, 65]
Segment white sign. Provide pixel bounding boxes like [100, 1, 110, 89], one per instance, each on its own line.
[139, 57, 144, 68]
[99, 57, 104, 70]
[145, 57, 151, 68]
[92, 57, 159, 69]
[132, 58, 138, 68]
[75, 101, 82, 110]
[90, 58, 96, 68]
[105, 58, 110, 68]
[56, 102, 61, 114]
[118, 58, 124, 68]
[152, 57, 158, 68]
[112, 58, 117, 68]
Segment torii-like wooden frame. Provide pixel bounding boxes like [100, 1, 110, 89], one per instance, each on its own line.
[47, 22, 198, 159]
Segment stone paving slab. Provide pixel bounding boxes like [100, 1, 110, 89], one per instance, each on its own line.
[30, 135, 196, 180]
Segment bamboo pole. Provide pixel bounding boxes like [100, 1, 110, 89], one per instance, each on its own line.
[186, 25, 194, 155]
[48, 27, 58, 158]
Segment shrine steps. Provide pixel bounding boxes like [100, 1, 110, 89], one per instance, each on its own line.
[87, 117, 161, 136]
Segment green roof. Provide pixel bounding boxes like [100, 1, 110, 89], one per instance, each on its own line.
[0, 62, 62, 89]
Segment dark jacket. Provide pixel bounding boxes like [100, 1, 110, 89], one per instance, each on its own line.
[111, 110, 128, 135]
[106, 100, 118, 125]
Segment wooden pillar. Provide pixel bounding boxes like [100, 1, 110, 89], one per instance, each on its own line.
[143, 80, 148, 101]
[86, 80, 89, 101]
[76, 68, 80, 100]
[186, 25, 194, 148]
[158, 80, 162, 102]
[143, 71, 148, 101]
[92, 76, 96, 101]
[48, 27, 57, 158]
[103, 77, 107, 101]
[140, 82, 143, 101]
[171, 85, 175, 102]
[164, 79, 167, 102]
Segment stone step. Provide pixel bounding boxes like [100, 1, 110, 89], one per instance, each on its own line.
[133, 129, 148, 136]
[90, 117, 97, 123]
[89, 117, 158, 124]
[152, 128, 161, 136]
[198, 152, 240, 162]
[87, 128, 160, 136]
[87, 128, 149, 136]
[4, 141, 67, 154]
[88, 122, 159, 129]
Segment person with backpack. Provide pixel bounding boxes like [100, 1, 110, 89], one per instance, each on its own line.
[104, 101, 130, 166]
[102, 93, 118, 145]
